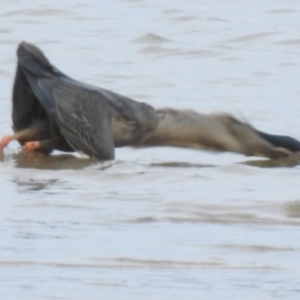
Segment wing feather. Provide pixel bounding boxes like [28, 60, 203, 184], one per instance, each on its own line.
[53, 83, 115, 160]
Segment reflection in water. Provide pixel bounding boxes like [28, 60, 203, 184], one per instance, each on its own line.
[241, 153, 300, 168]
[9, 149, 300, 170]
[12, 151, 95, 170]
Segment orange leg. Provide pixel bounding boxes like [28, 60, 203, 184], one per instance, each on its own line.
[0, 134, 17, 151]
[24, 141, 42, 152]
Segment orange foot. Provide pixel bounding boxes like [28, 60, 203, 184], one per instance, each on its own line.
[24, 141, 42, 152]
[0, 134, 16, 151]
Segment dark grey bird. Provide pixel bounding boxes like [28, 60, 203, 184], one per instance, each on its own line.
[0, 41, 157, 159]
[1, 41, 300, 162]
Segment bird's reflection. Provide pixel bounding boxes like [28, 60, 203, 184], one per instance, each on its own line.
[2, 148, 300, 170]
[241, 153, 300, 168]
[10, 151, 95, 170]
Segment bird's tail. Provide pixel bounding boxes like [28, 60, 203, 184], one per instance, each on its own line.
[255, 130, 300, 153]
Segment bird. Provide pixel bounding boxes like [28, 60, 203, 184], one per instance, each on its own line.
[1, 41, 300, 161]
[0, 41, 158, 160]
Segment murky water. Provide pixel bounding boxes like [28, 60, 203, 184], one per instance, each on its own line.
[1, 1, 300, 299]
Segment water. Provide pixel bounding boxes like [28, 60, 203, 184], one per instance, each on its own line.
[1, 1, 300, 299]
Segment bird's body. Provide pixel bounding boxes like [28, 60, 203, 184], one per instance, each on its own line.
[7, 42, 157, 159]
[1, 41, 300, 162]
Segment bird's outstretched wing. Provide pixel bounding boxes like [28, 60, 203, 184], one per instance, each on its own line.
[53, 82, 115, 160]
[16, 41, 115, 159]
